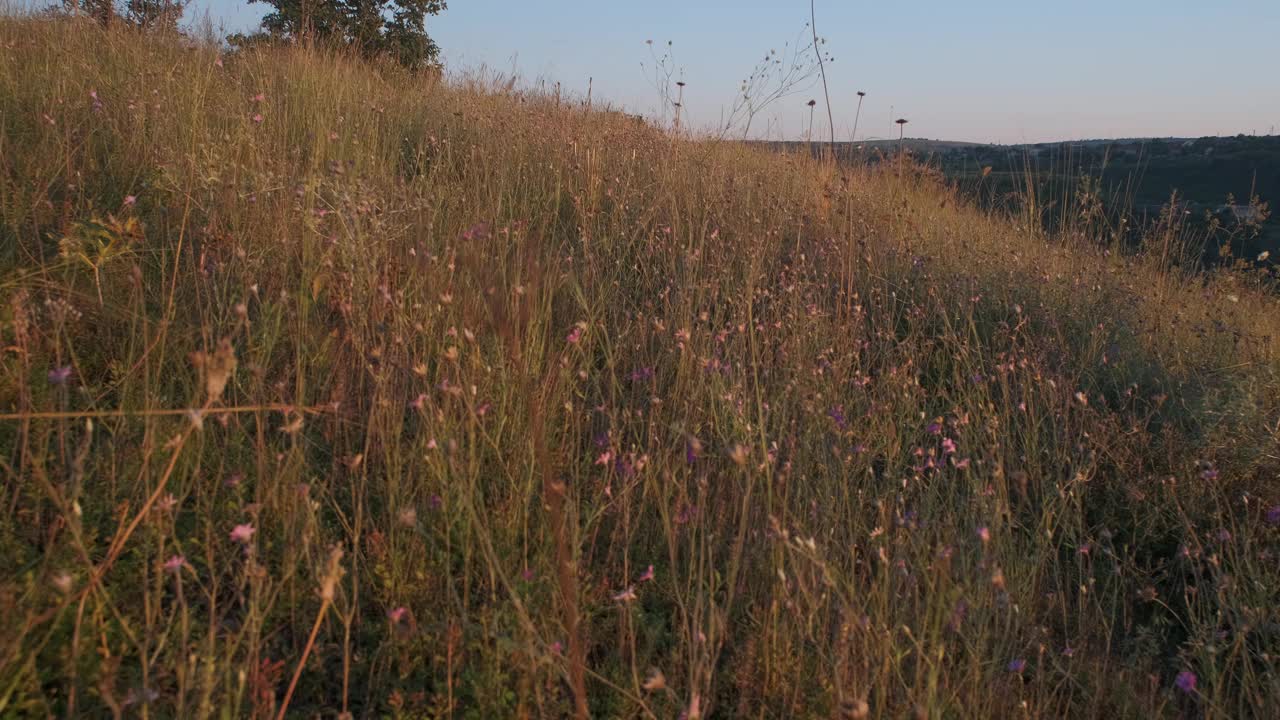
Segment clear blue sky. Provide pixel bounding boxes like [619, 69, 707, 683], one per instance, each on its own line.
[188, 0, 1280, 143]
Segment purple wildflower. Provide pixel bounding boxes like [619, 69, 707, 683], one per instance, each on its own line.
[1175, 670, 1197, 694]
[48, 366, 72, 385]
[1007, 658, 1027, 673]
[1265, 505, 1280, 526]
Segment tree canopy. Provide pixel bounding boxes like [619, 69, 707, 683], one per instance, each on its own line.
[238, 0, 447, 68]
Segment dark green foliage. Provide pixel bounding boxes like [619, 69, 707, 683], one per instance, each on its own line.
[235, 0, 447, 68]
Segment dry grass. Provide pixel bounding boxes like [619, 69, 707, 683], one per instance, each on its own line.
[2, 17, 1280, 719]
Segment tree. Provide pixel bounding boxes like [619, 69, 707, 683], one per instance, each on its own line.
[59, 0, 187, 31]
[237, 0, 446, 68]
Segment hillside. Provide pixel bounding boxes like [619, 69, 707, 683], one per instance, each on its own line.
[3, 19, 1280, 718]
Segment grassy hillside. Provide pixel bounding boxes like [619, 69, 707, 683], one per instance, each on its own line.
[3, 19, 1280, 718]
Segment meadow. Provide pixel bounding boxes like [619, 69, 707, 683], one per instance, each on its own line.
[2, 17, 1280, 718]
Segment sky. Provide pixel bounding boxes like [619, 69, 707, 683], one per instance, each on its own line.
[188, 0, 1280, 144]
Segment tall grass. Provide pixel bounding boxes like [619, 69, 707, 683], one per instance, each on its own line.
[2, 17, 1280, 718]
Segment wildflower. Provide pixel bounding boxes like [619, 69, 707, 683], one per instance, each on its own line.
[387, 606, 408, 623]
[214, 56, 223, 67]
[1075, 392, 1089, 406]
[229, 523, 256, 544]
[941, 437, 957, 455]
[521, 567, 535, 582]
[1175, 670, 1197, 694]
[566, 325, 583, 344]
[977, 526, 990, 544]
[252, 113, 264, 124]
[163, 555, 185, 574]
[1200, 467, 1219, 481]
[1266, 505, 1280, 526]
[397, 507, 417, 527]
[729, 444, 750, 466]
[1007, 658, 1027, 673]
[48, 366, 72, 385]
[828, 406, 848, 431]
[123, 687, 159, 707]
[52, 572, 74, 594]
[952, 457, 971, 469]
[642, 668, 666, 691]
[925, 421, 941, 435]
[612, 585, 637, 602]
[685, 437, 701, 464]
[154, 493, 178, 514]
[637, 564, 655, 583]
[549, 640, 564, 654]
[122, 195, 137, 207]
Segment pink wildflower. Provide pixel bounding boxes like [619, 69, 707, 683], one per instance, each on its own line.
[229, 523, 255, 544]
[163, 555, 185, 574]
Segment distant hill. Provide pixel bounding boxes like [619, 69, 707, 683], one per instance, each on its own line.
[765, 135, 1280, 258]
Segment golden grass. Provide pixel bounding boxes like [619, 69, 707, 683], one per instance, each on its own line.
[2, 17, 1280, 718]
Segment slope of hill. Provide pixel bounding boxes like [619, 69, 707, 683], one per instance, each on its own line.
[3, 19, 1280, 718]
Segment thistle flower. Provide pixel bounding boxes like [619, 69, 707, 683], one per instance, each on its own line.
[229, 523, 256, 544]
[1175, 670, 1197, 693]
